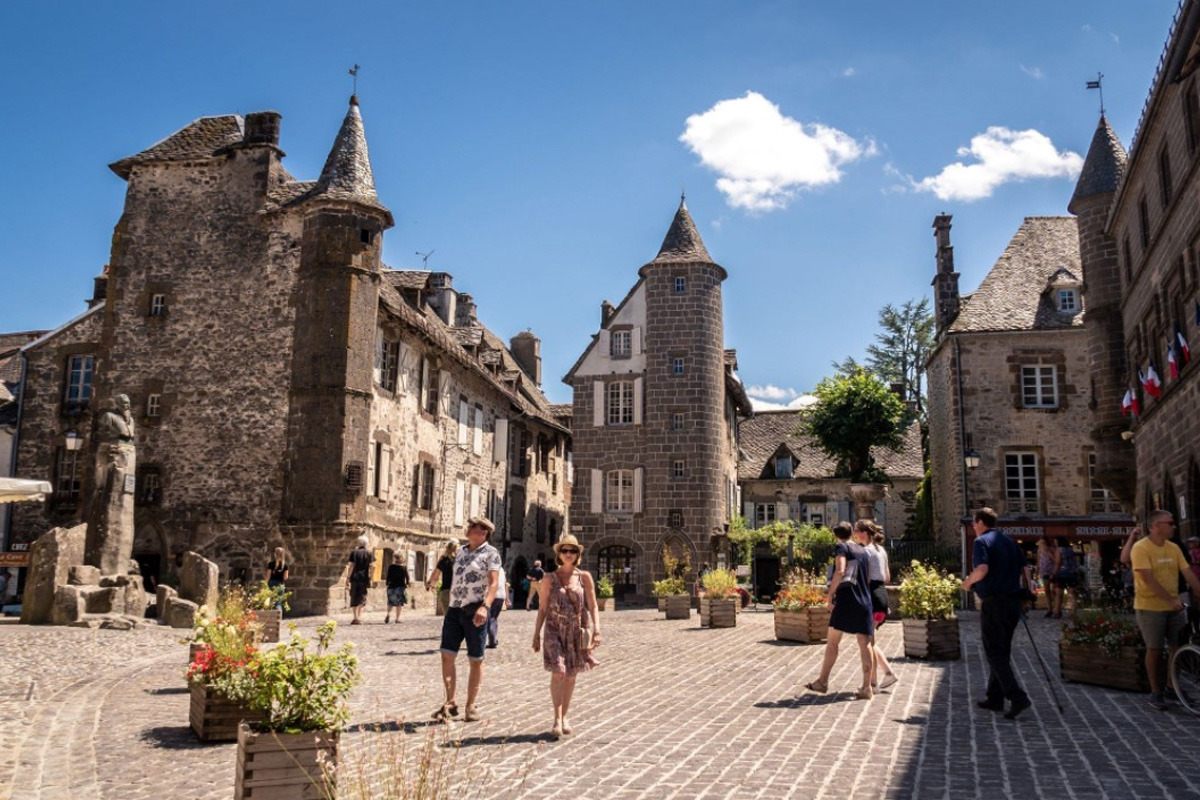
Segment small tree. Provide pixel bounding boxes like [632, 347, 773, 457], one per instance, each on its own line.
[802, 368, 909, 482]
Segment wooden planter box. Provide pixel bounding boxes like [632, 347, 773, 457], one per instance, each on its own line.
[1059, 642, 1149, 692]
[236, 723, 338, 800]
[190, 682, 263, 742]
[774, 607, 830, 643]
[700, 597, 737, 628]
[657, 596, 667, 613]
[255, 609, 282, 643]
[597, 597, 611, 611]
[665, 595, 691, 620]
[902, 618, 961, 660]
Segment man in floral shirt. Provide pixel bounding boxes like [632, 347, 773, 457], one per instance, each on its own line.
[434, 517, 500, 723]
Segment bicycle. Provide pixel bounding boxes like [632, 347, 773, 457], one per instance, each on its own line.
[1169, 642, 1200, 716]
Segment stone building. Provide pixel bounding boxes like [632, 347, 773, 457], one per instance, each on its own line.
[0, 330, 47, 555]
[1073, 1, 1200, 535]
[925, 214, 1132, 553]
[564, 200, 753, 599]
[738, 410, 923, 535]
[9, 97, 569, 614]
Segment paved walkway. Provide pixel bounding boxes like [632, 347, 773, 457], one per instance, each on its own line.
[0, 607, 1197, 799]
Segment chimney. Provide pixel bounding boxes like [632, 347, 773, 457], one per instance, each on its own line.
[88, 264, 109, 309]
[455, 293, 478, 327]
[510, 330, 542, 386]
[931, 213, 960, 336]
[600, 301, 615, 327]
[427, 272, 457, 326]
[243, 111, 282, 147]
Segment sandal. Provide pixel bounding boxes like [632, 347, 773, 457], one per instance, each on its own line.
[805, 680, 828, 694]
[855, 688, 873, 701]
[464, 706, 480, 722]
[431, 702, 458, 721]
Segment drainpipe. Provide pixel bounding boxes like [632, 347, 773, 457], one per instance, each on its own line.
[954, 336, 969, 584]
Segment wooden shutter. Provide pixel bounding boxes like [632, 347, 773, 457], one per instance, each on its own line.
[744, 501, 755, 524]
[593, 381, 605, 427]
[378, 445, 391, 500]
[631, 326, 642, 355]
[590, 469, 602, 513]
[373, 328, 384, 385]
[633, 467, 644, 513]
[454, 478, 466, 526]
[633, 377, 644, 425]
[458, 399, 469, 445]
[439, 372, 451, 416]
[473, 407, 484, 454]
[493, 418, 509, 463]
[470, 483, 481, 518]
[599, 329, 611, 358]
[367, 442, 377, 497]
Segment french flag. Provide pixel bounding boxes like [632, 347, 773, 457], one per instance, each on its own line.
[1144, 362, 1163, 398]
[1168, 338, 1180, 379]
[1121, 387, 1139, 416]
[1177, 322, 1191, 366]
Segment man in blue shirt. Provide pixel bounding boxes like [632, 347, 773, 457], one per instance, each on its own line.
[961, 507, 1032, 720]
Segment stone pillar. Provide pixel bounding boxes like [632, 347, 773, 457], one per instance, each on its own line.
[849, 483, 889, 522]
[84, 441, 137, 575]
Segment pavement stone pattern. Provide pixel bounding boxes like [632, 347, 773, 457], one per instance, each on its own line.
[0, 607, 1197, 800]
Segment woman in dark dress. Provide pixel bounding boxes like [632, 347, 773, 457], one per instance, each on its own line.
[384, 553, 410, 623]
[805, 521, 876, 700]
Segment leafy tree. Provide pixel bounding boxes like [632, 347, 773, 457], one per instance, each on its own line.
[802, 369, 909, 482]
[834, 298, 934, 418]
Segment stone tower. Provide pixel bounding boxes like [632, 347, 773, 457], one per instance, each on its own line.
[931, 213, 960, 336]
[566, 199, 745, 595]
[1069, 115, 1135, 508]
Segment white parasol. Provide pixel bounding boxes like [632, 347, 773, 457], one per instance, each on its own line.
[0, 477, 54, 504]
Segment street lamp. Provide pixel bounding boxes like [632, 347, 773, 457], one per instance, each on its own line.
[64, 430, 84, 452]
[964, 449, 980, 470]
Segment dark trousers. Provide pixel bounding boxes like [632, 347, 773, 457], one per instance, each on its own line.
[487, 597, 505, 646]
[981, 593, 1028, 704]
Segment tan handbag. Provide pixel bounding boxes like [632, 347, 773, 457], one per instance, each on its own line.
[564, 572, 595, 651]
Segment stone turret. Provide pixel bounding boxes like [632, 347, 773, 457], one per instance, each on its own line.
[931, 214, 960, 336]
[1070, 115, 1135, 508]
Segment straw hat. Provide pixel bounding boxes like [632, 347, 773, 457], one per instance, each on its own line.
[552, 533, 584, 557]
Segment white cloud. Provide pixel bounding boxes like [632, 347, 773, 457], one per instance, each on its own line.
[1082, 24, 1093, 33]
[842, 66, 857, 78]
[747, 384, 798, 401]
[1019, 64, 1044, 80]
[912, 127, 1083, 202]
[680, 91, 873, 212]
[749, 393, 818, 412]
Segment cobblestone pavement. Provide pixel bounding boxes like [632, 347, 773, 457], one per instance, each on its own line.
[0, 607, 1197, 800]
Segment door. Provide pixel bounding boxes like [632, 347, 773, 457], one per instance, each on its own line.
[598, 545, 636, 600]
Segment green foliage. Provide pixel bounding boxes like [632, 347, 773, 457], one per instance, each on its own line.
[246, 580, 292, 613]
[660, 542, 691, 580]
[596, 573, 614, 599]
[802, 368, 909, 482]
[774, 568, 828, 610]
[898, 561, 961, 620]
[906, 468, 935, 539]
[652, 577, 687, 597]
[216, 621, 360, 733]
[833, 298, 934, 419]
[700, 568, 739, 598]
[1061, 610, 1142, 657]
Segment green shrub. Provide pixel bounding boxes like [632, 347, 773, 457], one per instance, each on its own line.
[700, 568, 739, 598]
[652, 577, 687, 597]
[596, 573, 614, 599]
[898, 561, 960, 620]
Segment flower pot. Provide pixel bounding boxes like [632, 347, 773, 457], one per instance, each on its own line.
[597, 597, 611, 612]
[255, 609, 282, 643]
[700, 597, 737, 628]
[901, 617, 960, 660]
[774, 607, 830, 643]
[1059, 642, 1149, 692]
[657, 596, 667, 613]
[235, 723, 338, 800]
[190, 682, 263, 742]
[665, 594, 691, 620]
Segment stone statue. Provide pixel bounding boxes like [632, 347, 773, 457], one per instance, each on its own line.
[84, 394, 137, 575]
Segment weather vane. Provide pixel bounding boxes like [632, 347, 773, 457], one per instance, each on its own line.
[1086, 72, 1105, 117]
[416, 250, 435, 269]
[349, 64, 360, 95]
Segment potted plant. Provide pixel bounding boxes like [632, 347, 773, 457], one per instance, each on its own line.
[802, 369, 909, 520]
[773, 570, 830, 643]
[184, 586, 257, 662]
[246, 580, 291, 643]
[699, 568, 739, 628]
[898, 561, 961, 659]
[185, 601, 263, 741]
[214, 621, 359, 800]
[658, 546, 692, 619]
[1060, 610, 1149, 692]
[596, 574, 614, 611]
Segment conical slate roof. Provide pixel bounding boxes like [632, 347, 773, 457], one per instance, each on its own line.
[310, 96, 388, 215]
[650, 199, 713, 265]
[1068, 116, 1127, 213]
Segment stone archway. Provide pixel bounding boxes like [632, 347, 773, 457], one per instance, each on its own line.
[132, 509, 169, 591]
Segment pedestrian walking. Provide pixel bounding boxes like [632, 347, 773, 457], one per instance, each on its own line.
[426, 541, 459, 616]
[857, 522, 897, 691]
[961, 507, 1032, 720]
[264, 547, 289, 609]
[805, 522, 875, 700]
[525, 559, 545, 610]
[1037, 534, 1061, 618]
[533, 533, 600, 737]
[1129, 510, 1200, 709]
[342, 535, 374, 625]
[385, 552, 410, 624]
[1055, 537, 1079, 614]
[433, 517, 501, 723]
[487, 566, 511, 648]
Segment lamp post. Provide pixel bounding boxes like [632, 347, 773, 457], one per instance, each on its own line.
[963, 449, 980, 471]
[64, 430, 84, 452]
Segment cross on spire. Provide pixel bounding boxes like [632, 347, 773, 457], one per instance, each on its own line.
[1086, 72, 1105, 117]
[349, 64, 360, 96]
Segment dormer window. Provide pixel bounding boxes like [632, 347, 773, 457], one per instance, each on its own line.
[1057, 289, 1078, 313]
[774, 455, 793, 479]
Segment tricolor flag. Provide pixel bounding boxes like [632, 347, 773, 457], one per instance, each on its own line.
[1145, 362, 1163, 398]
[1168, 338, 1180, 379]
[1177, 322, 1191, 365]
[1121, 387, 1139, 416]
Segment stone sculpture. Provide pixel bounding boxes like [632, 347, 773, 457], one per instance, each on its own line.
[84, 394, 137, 575]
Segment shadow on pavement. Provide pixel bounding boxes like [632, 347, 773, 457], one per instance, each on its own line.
[144, 686, 189, 695]
[138, 726, 218, 750]
[445, 732, 556, 747]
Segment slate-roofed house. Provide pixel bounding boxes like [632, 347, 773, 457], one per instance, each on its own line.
[925, 214, 1131, 552]
[737, 410, 923, 538]
[9, 97, 569, 614]
[564, 199, 753, 599]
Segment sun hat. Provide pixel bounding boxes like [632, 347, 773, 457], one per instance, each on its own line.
[552, 533, 584, 557]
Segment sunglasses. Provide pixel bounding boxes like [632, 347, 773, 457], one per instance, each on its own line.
[559, 548, 579, 555]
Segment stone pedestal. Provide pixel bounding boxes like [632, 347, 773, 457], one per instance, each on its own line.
[180, 552, 219, 612]
[849, 482, 889, 522]
[21, 524, 87, 625]
[84, 441, 136, 575]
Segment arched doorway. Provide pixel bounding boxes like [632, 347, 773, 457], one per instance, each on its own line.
[132, 511, 169, 592]
[598, 545, 636, 600]
[510, 555, 529, 608]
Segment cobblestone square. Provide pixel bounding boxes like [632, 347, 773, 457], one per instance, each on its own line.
[1, 607, 1197, 800]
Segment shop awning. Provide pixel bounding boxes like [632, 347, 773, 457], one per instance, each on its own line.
[0, 478, 53, 504]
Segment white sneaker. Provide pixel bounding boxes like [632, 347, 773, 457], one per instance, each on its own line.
[878, 673, 899, 691]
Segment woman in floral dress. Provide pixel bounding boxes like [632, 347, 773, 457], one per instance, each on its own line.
[532, 533, 601, 737]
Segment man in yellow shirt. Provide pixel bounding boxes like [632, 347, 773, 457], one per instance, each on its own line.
[1131, 510, 1200, 710]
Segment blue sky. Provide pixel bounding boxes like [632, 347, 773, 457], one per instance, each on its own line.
[0, 1, 1179, 406]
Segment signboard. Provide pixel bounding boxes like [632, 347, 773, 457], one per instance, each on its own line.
[961, 518, 1135, 541]
[0, 552, 30, 567]
[10, 543, 29, 552]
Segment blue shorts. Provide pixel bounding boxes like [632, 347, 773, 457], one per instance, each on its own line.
[440, 603, 487, 660]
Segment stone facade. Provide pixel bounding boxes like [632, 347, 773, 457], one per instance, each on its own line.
[9, 98, 569, 614]
[1076, 3, 1200, 535]
[926, 215, 1129, 548]
[565, 201, 752, 597]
